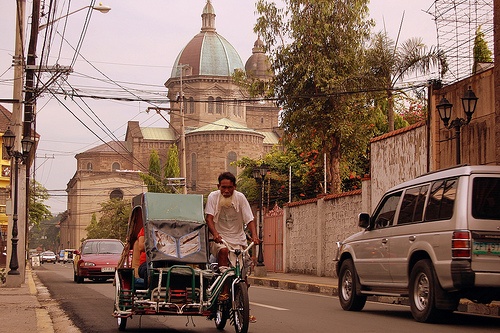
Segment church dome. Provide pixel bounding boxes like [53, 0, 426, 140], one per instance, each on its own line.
[171, 1, 244, 78]
[245, 37, 272, 80]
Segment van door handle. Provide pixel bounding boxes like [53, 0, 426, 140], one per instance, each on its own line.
[409, 235, 416, 242]
[382, 238, 388, 244]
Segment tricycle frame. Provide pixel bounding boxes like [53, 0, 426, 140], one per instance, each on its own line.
[113, 242, 253, 333]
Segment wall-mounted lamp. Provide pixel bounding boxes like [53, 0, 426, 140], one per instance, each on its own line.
[437, 86, 478, 165]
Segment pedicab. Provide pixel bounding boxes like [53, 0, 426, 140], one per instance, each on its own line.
[112, 192, 254, 333]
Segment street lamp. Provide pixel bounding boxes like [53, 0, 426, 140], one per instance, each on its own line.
[3, 128, 34, 275]
[437, 86, 478, 165]
[252, 163, 268, 269]
[39, 3, 111, 30]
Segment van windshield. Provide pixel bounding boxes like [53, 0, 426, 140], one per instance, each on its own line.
[472, 177, 500, 220]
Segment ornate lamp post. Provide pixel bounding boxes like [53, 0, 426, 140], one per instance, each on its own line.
[3, 128, 33, 275]
[252, 163, 268, 269]
[437, 86, 478, 165]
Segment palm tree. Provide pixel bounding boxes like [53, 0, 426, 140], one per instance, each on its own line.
[367, 32, 448, 131]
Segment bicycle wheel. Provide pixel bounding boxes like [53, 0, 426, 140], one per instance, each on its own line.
[232, 281, 249, 333]
[215, 301, 229, 330]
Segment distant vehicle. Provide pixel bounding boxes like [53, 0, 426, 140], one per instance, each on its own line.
[29, 249, 39, 258]
[40, 251, 57, 264]
[73, 239, 124, 283]
[58, 250, 65, 262]
[58, 249, 75, 263]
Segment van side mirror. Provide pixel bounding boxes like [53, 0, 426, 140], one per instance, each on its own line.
[358, 213, 370, 229]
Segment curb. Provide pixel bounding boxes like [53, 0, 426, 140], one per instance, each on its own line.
[248, 276, 337, 296]
[248, 276, 500, 318]
[27, 267, 55, 333]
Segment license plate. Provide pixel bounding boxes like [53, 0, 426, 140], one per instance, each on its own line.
[101, 267, 115, 272]
[473, 242, 500, 255]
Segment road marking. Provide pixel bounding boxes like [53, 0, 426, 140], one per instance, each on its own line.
[250, 302, 288, 311]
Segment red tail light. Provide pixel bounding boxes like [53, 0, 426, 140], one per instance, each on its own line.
[452, 230, 471, 259]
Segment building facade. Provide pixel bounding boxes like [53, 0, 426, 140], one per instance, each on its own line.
[0, 106, 12, 268]
[61, 0, 281, 248]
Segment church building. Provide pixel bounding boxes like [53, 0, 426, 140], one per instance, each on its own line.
[60, 0, 281, 248]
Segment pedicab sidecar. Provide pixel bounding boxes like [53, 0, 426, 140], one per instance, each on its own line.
[112, 192, 253, 333]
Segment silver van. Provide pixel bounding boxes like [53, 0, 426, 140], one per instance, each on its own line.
[335, 165, 500, 322]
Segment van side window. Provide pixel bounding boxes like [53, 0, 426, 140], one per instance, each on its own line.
[472, 177, 500, 220]
[398, 185, 429, 224]
[425, 178, 457, 221]
[372, 192, 402, 229]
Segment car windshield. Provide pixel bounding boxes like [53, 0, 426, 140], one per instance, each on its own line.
[82, 241, 123, 255]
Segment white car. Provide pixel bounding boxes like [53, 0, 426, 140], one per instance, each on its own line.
[40, 250, 57, 264]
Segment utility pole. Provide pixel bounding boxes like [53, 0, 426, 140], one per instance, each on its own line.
[23, 0, 40, 281]
[24, 0, 40, 141]
[5, 0, 26, 288]
[11, 0, 25, 150]
[179, 64, 187, 194]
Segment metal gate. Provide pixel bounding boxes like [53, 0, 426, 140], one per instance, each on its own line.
[262, 204, 283, 272]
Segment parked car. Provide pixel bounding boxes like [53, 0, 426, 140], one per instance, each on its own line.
[335, 165, 500, 323]
[73, 239, 124, 283]
[40, 250, 57, 264]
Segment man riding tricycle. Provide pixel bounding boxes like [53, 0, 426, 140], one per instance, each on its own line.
[113, 177, 258, 333]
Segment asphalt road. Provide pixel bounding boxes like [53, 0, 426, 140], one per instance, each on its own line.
[34, 263, 500, 333]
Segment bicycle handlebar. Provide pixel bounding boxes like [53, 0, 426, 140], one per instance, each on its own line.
[220, 239, 255, 256]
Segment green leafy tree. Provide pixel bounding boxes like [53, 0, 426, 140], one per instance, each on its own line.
[28, 214, 61, 251]
[85, 199, 131, 242]
[472, 26, 492, 74]
[255, 0, 374, 194]
[232, 68, 274, 99]
[140, 149, 167, 192]
[140, 146, 182, 193]
[29, 180, 52, 227]
[237, 145, 325, 206]
[366, 32, 447, 131]
[86, 213, 98, 237]
[163, 144, 181, 193]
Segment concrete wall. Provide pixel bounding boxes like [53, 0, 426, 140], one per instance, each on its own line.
[369, 122, 428, 211]
[284, 191, 363, 277]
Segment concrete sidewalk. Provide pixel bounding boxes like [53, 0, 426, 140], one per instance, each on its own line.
[0, 267, 54, 333]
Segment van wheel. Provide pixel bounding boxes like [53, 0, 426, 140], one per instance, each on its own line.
[338, 259, 366, 311]
[409, 259, 446, 322]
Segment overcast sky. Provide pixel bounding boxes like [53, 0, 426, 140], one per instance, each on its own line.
[0, 0, 437, 214]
